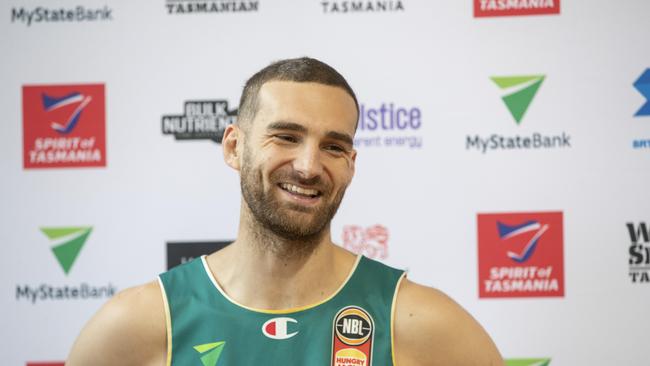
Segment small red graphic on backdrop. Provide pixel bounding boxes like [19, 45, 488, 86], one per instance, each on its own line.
[478, 212, 564, 298]
[26, 363, 65, 366]
[23, 84, 106, 169]
[342, 225, 388, 260]
[474, 0, 560, 17]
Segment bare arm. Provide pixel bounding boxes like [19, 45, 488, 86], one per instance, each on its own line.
[393, 279, 503, 366]
[66, 281, 167, 366]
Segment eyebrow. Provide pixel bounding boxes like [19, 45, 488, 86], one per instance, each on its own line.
[267, 121, 354, 146]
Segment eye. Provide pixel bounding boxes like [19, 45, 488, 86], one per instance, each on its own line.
[324, 144, 346, 154]
[274, 134, 298, 143]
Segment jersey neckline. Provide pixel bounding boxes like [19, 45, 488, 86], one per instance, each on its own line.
[200, 254, 363, 315]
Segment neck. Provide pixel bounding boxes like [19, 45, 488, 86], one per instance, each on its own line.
[205, 203, 356, 311]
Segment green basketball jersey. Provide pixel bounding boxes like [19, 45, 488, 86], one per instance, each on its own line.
[158, 255, 405, 366]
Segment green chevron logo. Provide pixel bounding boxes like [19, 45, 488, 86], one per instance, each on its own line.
[40, 227, 92, 275]
[194, 341, 225, 366]
[491, 75, 545, 124]
[506, 358, 551, 366]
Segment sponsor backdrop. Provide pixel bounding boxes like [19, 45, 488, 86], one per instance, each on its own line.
[1, 0, 649, 364]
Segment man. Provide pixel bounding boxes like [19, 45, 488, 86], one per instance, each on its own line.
[67, 57, 503, 365]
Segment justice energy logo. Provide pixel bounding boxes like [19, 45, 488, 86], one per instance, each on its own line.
[465, 75, 571, 153]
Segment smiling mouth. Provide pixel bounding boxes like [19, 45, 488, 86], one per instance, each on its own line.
[278, 183, 322, 199]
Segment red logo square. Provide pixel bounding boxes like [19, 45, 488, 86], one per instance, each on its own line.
[474, 0, 561, 17]
[478, 211, 564, 298]
[23, 84, 106, 169]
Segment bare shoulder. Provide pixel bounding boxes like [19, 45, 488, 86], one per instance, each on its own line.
[393, 279, 503, 366]
[66, 280, 167, 366]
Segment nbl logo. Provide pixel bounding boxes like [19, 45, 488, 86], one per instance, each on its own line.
[331, 306, 374, 366]
[334, 307, 372, 346]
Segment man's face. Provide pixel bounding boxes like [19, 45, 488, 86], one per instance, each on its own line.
[239, 81, 357, 241]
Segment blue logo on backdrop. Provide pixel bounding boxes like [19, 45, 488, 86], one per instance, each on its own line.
[354, 103, 422, 149]
[634, 68, 650, 117]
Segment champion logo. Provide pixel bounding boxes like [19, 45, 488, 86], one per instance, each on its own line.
[262, 317, 298, 340]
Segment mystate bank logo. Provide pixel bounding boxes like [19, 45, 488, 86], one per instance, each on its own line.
[15, 227, 116, 304]
[342, 224, 389, 260]
[474, 0, 560, 17]
[354, 102, 423, 149]
[506, 359, 551, 366]
[466, 75, 572, 153]
[162, 99, 237, 144]
[478, 212, 564, 298]
[23, 84, 106, 169]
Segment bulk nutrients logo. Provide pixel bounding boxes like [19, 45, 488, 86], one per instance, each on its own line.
[342, 224, 389, 260]
[627, 222, 650, 283]
[478, 212, 564, 298]
[193, 341, 225, 366]
[11, 6, 113, 26]
[167, 241, 232, 269]
[23, 84, 106, 169]
[632, 68, 650, 150]
[15, 227, 116, 304]
[354, 102, 422, 149]
[506, 359, 551, 366]
[466, 75, 571, 153]
[162, 100, 237, 143]
[474, 0, 559, 17]
[166, 0, 258, 14]
[321, 1, 404, 13]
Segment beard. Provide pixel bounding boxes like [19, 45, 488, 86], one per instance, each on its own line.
[240, 146, 347, 243]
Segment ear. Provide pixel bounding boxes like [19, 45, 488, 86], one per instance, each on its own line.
[348, 149, 357, 179]
[222, 124, 242, 171]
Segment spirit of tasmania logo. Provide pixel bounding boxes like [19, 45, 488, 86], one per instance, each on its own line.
[342, 224, 389, 260]
[478, 212, 564, 298]
[474, 0, 560, 17]
[23, 84, 106, 169]
[627, 222, 650, 283]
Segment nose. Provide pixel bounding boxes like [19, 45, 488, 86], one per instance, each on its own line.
[292, 142, 323, 180]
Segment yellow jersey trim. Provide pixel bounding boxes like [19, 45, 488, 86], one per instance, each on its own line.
[157, 277, 173, 366]
[390, 272, 407, 366]
[200, 254, 362, 314]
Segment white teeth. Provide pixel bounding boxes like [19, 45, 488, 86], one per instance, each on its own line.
[280, 183, 319, 196]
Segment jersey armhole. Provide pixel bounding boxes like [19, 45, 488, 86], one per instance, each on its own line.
[157, 277, 173, 366]
[390, 272, 407, 366]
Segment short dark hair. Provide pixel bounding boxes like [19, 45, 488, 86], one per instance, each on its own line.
[237, 57, 359, 129]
